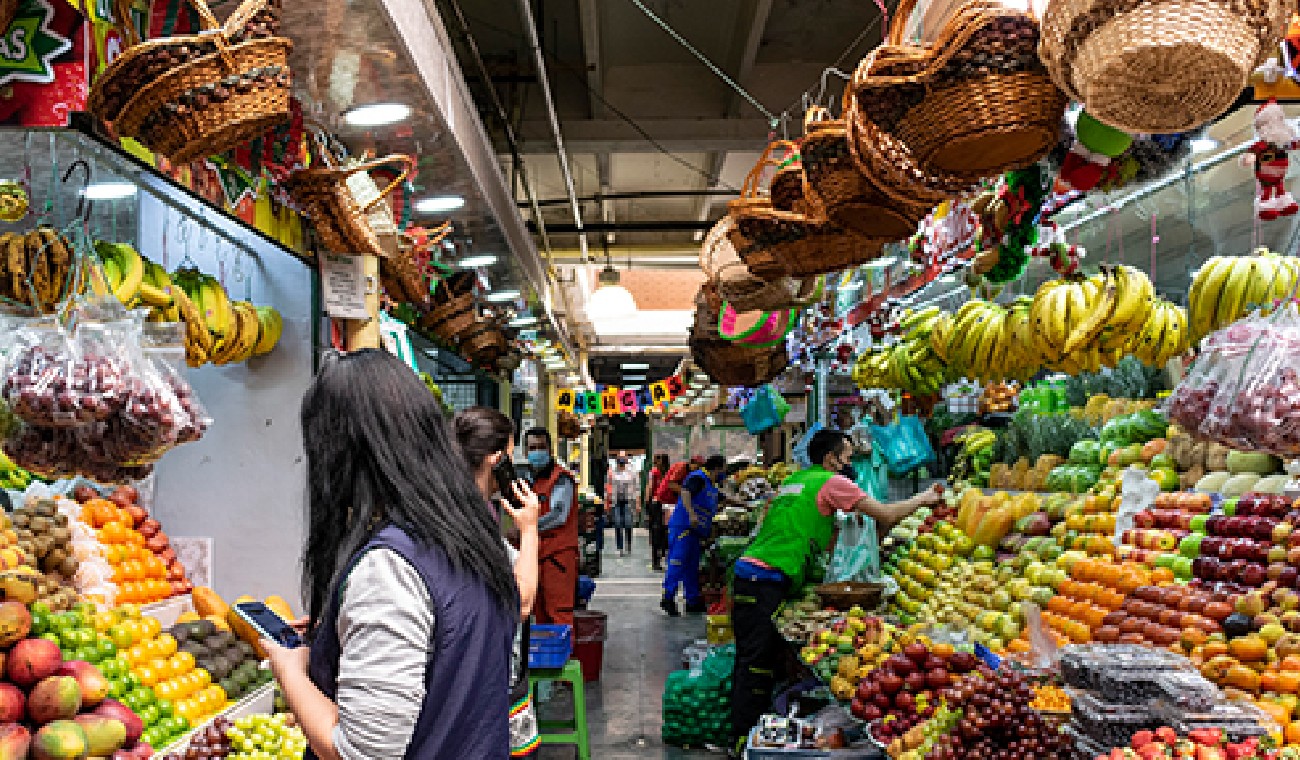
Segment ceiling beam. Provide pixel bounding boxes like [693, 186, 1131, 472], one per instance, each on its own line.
[515, 118, 771, 153]
[696, 0, 774, 224]
[577, 0, 603, 119]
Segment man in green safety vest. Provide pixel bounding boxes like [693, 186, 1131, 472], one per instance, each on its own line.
[728, 428, 943, 753]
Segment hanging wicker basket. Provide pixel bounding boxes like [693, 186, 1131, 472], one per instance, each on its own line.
[462, 319, 509, 363]
[699, 217, 820, 313]
[689, 329, 789, 388]
[800, 104, 926, 241]
[727, 143, 881, 280]
[284, 153, 414, 259]
[851, 0, 1067, 177]
[1039, 0, 1286, 133]
[92, 0, 292, 165]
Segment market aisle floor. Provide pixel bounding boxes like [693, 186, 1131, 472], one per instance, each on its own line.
[537, 527, 718, 759]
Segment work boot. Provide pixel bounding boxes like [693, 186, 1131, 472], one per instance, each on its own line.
[660, 596, 680, 617]
[684, 599, 708, 614]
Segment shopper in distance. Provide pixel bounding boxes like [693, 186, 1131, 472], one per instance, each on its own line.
[661, 454, 728, 617]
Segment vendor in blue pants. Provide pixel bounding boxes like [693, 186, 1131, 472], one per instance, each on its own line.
[661, 455, 726, 616]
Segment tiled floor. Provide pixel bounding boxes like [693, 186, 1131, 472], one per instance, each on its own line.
[536, 528, 721, 759]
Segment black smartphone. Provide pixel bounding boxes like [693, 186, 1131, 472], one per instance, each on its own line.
[233, 601, 304, 648]
[493, 456, 523, 511]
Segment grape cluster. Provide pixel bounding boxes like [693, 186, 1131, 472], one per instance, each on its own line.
[167, 715, 232, 759]
[926, 669, 1071, 760]
[225, 714, 306, 759]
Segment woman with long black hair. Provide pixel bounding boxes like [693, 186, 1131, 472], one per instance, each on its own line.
[264, 350, 518, 760]
[453, 406, 542, 758]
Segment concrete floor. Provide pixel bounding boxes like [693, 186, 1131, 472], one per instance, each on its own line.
[536, 528, 721, 759]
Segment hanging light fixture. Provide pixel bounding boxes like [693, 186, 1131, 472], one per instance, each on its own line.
[586, 262, 637, 321]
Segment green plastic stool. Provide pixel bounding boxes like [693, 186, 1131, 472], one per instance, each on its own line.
[529, 658, 590, 760]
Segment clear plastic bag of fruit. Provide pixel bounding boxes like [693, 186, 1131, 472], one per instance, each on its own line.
[1197, 305, 1300, 455]
[2, 316, 121, 428]
[141, 321, 210, 446]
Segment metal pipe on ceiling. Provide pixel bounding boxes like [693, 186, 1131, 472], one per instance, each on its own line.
[515, 0, 596, 387]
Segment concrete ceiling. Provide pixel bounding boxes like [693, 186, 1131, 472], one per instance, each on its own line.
[444, 0, 1300, 386]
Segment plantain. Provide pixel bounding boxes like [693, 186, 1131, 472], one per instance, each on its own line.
[5, 233, 26, 305]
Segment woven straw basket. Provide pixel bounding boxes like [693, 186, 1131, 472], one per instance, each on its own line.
[852, 0, 1067, 177]
[461, 319, 509, 362]
[284, 153, 414, 259]
[0, 0, 17, 37]
[94, 0, 292, 165]
[689, 328, 789, 388]
[727, 143, 881, 280]
[700, 217, 819, 313]
[1039, 0, 1287, 133]
[800, 104, 926, 241]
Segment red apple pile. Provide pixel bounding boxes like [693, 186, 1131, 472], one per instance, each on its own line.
[1188, 494, 1299, 592]
[851, 643, 977, 736]
[0, 600, 151, 758]
[924, 667, 1071, 760]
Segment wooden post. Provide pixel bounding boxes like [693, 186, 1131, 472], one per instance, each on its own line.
[344, 231, 395, 351]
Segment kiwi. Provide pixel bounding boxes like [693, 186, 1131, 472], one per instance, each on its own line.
[58, 556, 77, 578]
[52, 513, 67, 527]
[50, 526, 69, 542]
[11, 514, 28, 529]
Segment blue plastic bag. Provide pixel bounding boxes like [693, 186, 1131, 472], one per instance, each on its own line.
[741, 385, 790, 434]
[792, 423, 824, 468]
[869, 415, 936, 475]
[850, 448, 889, 502]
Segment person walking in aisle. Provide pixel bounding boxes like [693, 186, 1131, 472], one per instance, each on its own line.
[661, 454, 727, 617]
[263, 349, 518, 760]
[654, 456, 697, 533]
[525, 427, 579, 627]
[453, 407, 543, 759]
[606, 452, 638, 557]
[727, 429, 943, 755]
[645, 454, 671, 571]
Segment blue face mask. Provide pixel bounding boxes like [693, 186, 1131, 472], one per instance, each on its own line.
[527, 450, 552, 469]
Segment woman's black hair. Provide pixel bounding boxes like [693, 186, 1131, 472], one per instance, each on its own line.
[808, 429, 849, 467]
[653, 453, 671, 471]
[300, 350, 518, 626]
[453, 406, 515, 470]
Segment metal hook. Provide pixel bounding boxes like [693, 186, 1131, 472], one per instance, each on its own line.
[61, 160, 92, 226]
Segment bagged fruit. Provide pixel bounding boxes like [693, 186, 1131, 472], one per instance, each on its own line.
[3, 317, 125, 428]
[1195, 307, 1300, 456]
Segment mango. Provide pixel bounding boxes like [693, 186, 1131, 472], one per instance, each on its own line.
[8, 639, 61, 687]
[0, 723, 30, 760]
[31, 720, 86, 760]
[55, 662, 107, 708]
[27, 677, 81, 725]
[73, 715, 124, 755]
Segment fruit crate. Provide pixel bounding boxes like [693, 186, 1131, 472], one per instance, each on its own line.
[142, 593, 195, 628]
[159, 680, 275, 754]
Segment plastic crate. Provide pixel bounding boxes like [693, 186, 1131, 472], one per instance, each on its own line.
[528, 623, 572, 669]
[745, 729, 882, 758]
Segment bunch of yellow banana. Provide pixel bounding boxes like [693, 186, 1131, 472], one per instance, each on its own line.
[936, 298, 1037, 382]
[1127, 296, 1190, 367]
[852, 307, 952, 394]
[1188, 249, 1300, 343]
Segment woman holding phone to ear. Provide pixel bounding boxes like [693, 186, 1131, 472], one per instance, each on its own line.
[453, 406, 543, 759]
[263, 350, 518, 760]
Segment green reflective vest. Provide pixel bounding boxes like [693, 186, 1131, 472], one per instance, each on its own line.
[743, 466, 838, 591]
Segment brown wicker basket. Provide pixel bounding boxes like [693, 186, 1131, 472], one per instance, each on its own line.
[800, 105, 926, 241]
[851, 0, 1067, 177]
[284, 154, 414, 258]
[689, 329, 789, 388]
[0, 0, 18, 37]
[1039, 0, 1286, 133]
[95, 0, 293, 165]
[846, 93, 966, 209]
[700, 217, 820, 313]
[727, 143, 879, 280]
[461, 320, 508, 362]
[421, 291, 477, 342]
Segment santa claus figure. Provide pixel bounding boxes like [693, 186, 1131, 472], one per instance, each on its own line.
[1249, 98, 1300, 220]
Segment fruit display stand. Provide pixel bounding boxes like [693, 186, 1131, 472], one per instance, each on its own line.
[155, 681, 274, 756]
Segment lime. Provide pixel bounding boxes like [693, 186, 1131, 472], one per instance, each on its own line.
[29, 612, 48, 636]
[137, 704, 160, 727]
[121, 672, 141, 692]
[155, 698, 174, 718]
[109, 625, 134, 650]
[95, 637, 116, 660]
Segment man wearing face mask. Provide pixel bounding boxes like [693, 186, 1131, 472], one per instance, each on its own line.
[728, 429, 943, 754]
[525, 427, 578, 627]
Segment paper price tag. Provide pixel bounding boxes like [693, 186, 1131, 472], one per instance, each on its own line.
[318, 254, 371, 319]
